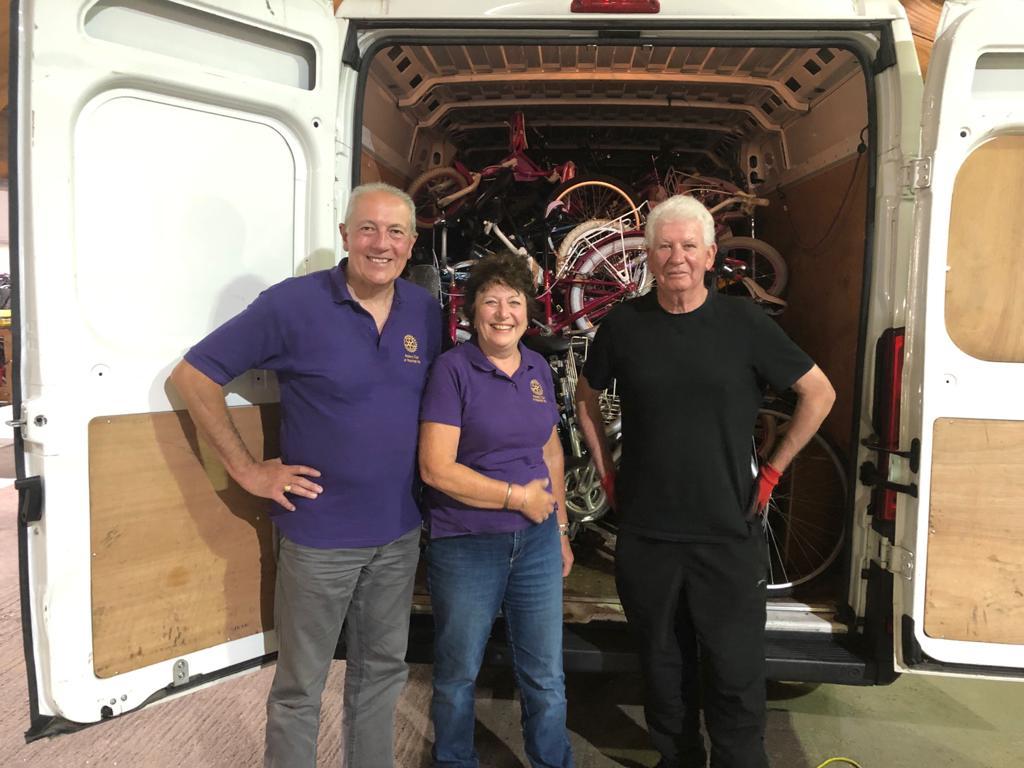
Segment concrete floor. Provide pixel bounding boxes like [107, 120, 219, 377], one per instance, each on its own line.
[2, 432, 1023, 767]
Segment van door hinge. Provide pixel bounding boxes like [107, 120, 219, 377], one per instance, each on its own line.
[902, 157, 932, 190]
[879, 540, 914, 580]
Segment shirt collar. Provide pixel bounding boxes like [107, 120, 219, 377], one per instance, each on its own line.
[465, 338, 537, 376]
[330, 260, 404, 306]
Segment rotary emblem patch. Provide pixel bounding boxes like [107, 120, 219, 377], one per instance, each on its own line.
[530, 378, 546, 403]
[403, 334, 421, 364]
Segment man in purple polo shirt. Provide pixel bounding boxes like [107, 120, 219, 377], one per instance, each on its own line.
[170, 183, 441, 768]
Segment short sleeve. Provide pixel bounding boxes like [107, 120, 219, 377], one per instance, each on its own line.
[747, 306, 814, 392]
[420, 353, 464, 428]
[581, 311, 618, 390]
[184, 288, 287, 385]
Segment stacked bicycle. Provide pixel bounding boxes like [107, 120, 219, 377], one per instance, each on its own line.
[407, 130, 844, 592]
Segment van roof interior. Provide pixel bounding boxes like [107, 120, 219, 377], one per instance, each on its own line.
[365, 41, 866, 186]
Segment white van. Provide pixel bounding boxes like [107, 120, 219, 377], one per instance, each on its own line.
[10, 0, 1024, 736]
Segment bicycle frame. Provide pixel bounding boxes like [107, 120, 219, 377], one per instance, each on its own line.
[440, 220, 649, 345]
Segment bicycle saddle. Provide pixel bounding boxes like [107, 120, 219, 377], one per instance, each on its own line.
[522, 333, 571, 356]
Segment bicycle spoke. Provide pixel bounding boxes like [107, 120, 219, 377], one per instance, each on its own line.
[757, 408, 847, 591]
[764, 513, 792, 587]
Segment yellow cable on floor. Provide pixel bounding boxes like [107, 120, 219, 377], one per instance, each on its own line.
[815, 759, 863, 768]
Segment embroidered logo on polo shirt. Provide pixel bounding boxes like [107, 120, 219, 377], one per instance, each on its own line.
[403, 334, 421, 364]
[530, 379, 547, 403]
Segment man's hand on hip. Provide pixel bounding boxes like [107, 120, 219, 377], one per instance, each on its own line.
[747, 463, 781, 520]
[236, 458, 323, 512]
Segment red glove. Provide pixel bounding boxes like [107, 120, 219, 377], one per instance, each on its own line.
[749, 463, 782, 518]
[600, 471, 616, 508]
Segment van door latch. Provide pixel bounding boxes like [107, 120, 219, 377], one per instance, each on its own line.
[171, 659, 189, 687]
[879, 540, 914, 580]
[15, 476, 44, 524]
[902, 157, 932, 190]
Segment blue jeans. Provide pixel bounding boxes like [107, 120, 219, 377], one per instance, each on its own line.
[428, 515, 573, 768]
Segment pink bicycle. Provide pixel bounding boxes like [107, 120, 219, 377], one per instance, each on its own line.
[408, 112, 641, 235]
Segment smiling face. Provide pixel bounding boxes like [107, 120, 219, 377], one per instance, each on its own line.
[340, 190, 415, 293]
[473, 281, 528, 357]
[648, 217, 717, 301]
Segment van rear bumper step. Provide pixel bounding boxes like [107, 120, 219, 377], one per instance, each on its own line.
[406, 617, 877, 685]
[765, 631, 876, 685]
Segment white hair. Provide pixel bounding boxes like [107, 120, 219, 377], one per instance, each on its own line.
[344, 182, 417, 233]
[645, 194, 716, 250]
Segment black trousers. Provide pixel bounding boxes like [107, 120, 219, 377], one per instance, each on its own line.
[615, 529, 769, 768]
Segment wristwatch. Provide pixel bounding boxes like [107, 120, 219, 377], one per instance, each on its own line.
[558, 522, 570, 537]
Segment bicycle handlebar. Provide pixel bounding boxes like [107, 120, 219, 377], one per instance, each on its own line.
[438, 158, 520, 209]
[482, 219, 543, 286]
[707, 194, 770, 216]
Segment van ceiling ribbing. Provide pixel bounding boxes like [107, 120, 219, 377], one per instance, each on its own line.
[371, 43, 860, 174]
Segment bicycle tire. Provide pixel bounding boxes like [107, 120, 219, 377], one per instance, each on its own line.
[564, 440, 621, 527]
[548, 174, 642, 232]
[407, 166, 471, 229]
[755, 408, 847, 593]
[555, 218, 613, 275]
[717, 236, 788, 297]
[568, 234, 651, 333]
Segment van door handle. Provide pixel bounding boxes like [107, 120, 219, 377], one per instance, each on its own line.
[861, 437, 920, 473]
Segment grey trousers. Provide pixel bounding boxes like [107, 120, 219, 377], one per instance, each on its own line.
[264, 526, 421, 768]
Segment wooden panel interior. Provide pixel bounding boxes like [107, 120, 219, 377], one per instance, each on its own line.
[925, 418, 1024, 643]
[757, 155, 868, 456]
[901, 0, 943, 76]
[90, 406, 278, 678]
[945, 135, 1024, 362]
[360, 150, 410, 190]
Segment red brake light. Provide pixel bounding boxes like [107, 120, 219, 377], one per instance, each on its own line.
[571, 0, 661, 13]
[872, 328, 905, 522]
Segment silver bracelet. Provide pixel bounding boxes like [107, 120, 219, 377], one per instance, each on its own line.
[503, 482, 514, 510]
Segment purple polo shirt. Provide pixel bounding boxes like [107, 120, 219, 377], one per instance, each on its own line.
[420, 340, 560, 538]
[184, 263, 441, 549]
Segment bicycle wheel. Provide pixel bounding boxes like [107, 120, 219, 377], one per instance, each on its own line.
[755, 408, 846, 593]
[565, 421, 618, 528]
[717, 236, 788, 297]
[548, 175, 642, 232]
[407, 166, 471, 229]
[568, 234, 651, 333]
[555, 218, 614, 275]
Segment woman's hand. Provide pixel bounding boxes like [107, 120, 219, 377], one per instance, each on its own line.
[515, 478, 556, 524]
[561, 536, 574, 577]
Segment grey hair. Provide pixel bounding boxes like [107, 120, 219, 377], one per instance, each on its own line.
[344, 182, 417, 233]
[644, 194, 716, 250]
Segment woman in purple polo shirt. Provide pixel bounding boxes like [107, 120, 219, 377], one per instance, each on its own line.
[419, 252, 575, 768]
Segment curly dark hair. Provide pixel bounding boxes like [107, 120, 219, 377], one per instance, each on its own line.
[463, 251, 540, 328]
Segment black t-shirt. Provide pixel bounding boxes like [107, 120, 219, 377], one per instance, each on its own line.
[582, 291, 813, 542]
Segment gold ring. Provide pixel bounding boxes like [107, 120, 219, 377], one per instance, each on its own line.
[283, 484, 292, 493]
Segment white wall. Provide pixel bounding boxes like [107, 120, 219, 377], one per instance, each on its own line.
[0, 185, 8, 274]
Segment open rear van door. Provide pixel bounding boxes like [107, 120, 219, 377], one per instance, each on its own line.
[895, 0, 1024, 678]
[12, 0, 341, 732]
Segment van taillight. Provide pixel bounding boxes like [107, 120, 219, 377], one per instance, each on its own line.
[570, 0, 661, 12]
[871, 328, 906, 522]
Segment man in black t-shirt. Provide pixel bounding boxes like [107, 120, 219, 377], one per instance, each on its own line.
[576, 195, 835, 768]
